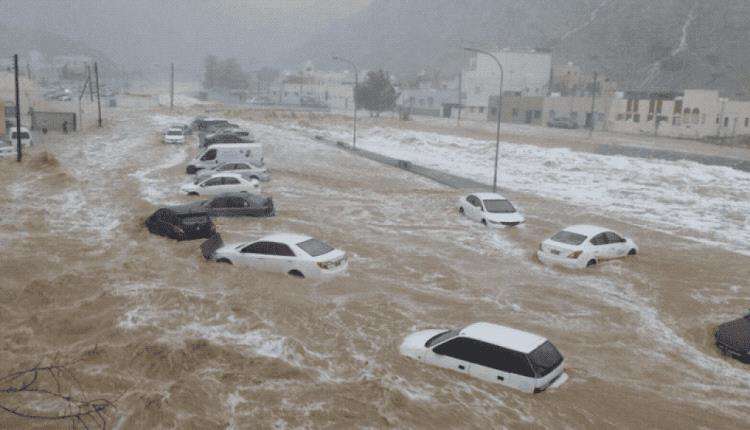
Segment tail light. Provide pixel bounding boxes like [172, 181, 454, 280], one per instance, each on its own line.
[567, 250, 582, 259]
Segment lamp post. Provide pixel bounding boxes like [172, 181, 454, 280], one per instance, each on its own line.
[332, 55, 358, 150]
[464, 47, 503, 193]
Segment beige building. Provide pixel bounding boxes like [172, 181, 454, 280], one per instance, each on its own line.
[0, 99, 5, 136]
[607, 90, 750, 138]
[543, 95, 612, 130]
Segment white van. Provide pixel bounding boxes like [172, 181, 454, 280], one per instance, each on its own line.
[400, 322, 568, 393]
[9, 127, 33, 147]
[186, 143, 263, 174]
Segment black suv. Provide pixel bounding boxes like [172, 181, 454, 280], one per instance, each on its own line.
[715, 312, 750, 364]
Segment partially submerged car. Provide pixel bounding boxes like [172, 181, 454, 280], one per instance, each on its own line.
[181, 172, 260, 196]
[175, 193, 274, 217]
[163, 127, 186, 144]
[194, 162, 270, 183]
[400, 322, 568, 393]
[547, 117, 579, 129]
[537, 225, 638, 268]
[458, 192, 525, 226]
[200, 132, 255, 149]
[9, 127, 33, 147]
[145, 207, 215, 241]
[715, 312, 750, 364]
[201, 233, 348, 279]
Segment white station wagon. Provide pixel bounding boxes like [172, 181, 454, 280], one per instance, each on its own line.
[181, 172, 260, 196]
[202, 233, 348, 280]
[400, 322, 568, 393]
[537, 224, 638, 269]
[458, 192, 525, 227]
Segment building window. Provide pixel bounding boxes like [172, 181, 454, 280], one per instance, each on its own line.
[656, 99, 663, 114]
[716, 116, 720, 124]
[549, 110, 556, 119]
[571, 111, 578, 120]
[647, 114, 654, 122]
[534, 110, 541, 119]
[616, 113, 624, 121]
[478, 107, 484, 114]
[633, 114, 640, 123]
[512, 108, 519, 120]
[633, 100, 639, 112]
[673, 116, 681, 125]
[745, 118, 749, 127]
[723, 117, 729, 127]
[674, 99, 683, 114]
[648, 99, 655, 114]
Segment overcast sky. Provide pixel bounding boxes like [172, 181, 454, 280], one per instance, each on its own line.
[3, 0, 371, 72]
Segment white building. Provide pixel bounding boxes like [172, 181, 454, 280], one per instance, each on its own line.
[462, 49, 552, 119]
[607, 89, 750, 138]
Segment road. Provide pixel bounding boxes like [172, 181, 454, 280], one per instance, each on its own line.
[0, 99, 748, 429]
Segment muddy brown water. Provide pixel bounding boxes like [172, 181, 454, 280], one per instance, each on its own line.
[0, 103, 748, 429]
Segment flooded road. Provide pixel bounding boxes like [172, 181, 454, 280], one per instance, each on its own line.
[1, 103, 748, 429]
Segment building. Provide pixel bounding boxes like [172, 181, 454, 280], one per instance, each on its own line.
[488, 95, 544, 125]
[607, 89, 750, 138]
[461, 49, 552, 119]
[543, 94, 612, 130]
[397, 87, 457, 117]
[0, 99, 5, 136]
[266, 64, 357, 110]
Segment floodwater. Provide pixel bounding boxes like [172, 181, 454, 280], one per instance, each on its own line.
[0, 100, 748, 429]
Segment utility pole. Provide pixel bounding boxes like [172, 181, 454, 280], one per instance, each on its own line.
[14, 54, 22, 162]
[588, 72, 598, 137]
[26, 62, 31, 80]
[332, 55, 358, 150]
[464, 47, 503, 193]
[78, 75, 90, 131]
[457, 71, 462, 126]
[94, 62, 102, 128]
[87, 64, 94, 101]
[170, 62, 174, 111]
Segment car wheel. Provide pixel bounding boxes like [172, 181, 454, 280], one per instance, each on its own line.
[628, 248, 637, 256]
[188, 192, 199, 196]
[288, 270, 305, 278]
[481, 219, 487, 226]
[459, 207, 464, 215]
[249, 176, 259, 181]
[586, 259, 597, 267]
[216, 258, 232, 264]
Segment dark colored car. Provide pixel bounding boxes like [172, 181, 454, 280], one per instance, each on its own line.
[547, 117, 579, 129]
[191, 117, 239, 133]
[715, 312, 750, 363]
[200, 133, 254, 149]
[145, 207, 216, 241]
[176, 193, 274, 217]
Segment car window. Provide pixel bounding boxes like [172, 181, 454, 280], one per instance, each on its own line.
[268, 242, 296, 257]
[590, 233, 608, 246]
[296, 239, 334, 257]
[223, 177, 240, 185]
[433, 337, 533, 376]
[425, 329, 461, 348]
[527, 341, 564, 377]
[605, 232, 625, 243]
[482, 199, 516, 213]
[203, 177, 223, 187]
[236, 163, 250, 169]
[200, 149, 217, 161]
[550, 230, 587, 245]
[241, 241, 272, 254]
[210, 197, 227, 208]
[228, 197, 247, 208]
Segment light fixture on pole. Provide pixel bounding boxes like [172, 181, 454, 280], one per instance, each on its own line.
[332, 55, 358, 150]
[463, 47, 503, 193]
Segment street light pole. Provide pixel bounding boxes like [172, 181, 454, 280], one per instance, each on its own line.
[464, 47, 503, 192]
[332, 55, 358, 150]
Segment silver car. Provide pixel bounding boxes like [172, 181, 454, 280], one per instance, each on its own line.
[193, 162, 270, 183]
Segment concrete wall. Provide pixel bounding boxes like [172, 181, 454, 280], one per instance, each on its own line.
[30, 111, 76, 132]
[488, 95, 544, 125]
[543, 95, 611, 129]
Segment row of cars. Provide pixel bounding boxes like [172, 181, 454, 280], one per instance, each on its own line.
[148, 117, 350, 281]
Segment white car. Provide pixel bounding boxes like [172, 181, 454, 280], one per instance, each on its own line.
[458, 192, 525, 226]
[194, 162, 270, 183]
[163, 127, 186, 144]
[202, 233, 348, 280]
[9, 127, 33, 147]
[181, 172, 260, 196]
[400, 322, 568, 393]
[537, 224, 638, 269]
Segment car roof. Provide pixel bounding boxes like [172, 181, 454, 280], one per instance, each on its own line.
[211, 172, 243, 179]
[206, 143, 259, 149]
[460, 322, 547, 354]
[257, 232, 313, 244]
[562, 224, 609, 236]
[213, 192, 262, 199]
[471, 192, 507, 200]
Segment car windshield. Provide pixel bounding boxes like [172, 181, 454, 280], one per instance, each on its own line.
[550, 230, 587, 245]
[167, 130, 182, 136]
[179, 215, 208, 224]
[527, 341, 564, 377]
[483, 199, 515, 213]
[425, 328, 461, 348]
[12, 132, 30, 139]
[296, 238, 334, 257]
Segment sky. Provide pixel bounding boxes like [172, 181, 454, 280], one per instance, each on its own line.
[2, 0, 371, 73]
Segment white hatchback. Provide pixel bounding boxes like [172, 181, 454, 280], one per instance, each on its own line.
[400, 322, 568, 393]
[537, 224, 638, 269]
[163, 127, 186, 144]
[458, 192, 525, 227]
[203, 233, 348, 280]
[181, 172, 259, 196]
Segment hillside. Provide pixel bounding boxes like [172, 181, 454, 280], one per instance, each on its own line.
[284, 0, 750, 95]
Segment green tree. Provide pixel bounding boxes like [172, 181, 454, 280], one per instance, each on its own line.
[355, 70, 398, 117]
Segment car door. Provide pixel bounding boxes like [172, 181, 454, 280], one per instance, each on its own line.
[222, 176, 242, 193]
[200, 177, 224, 195]
[239, 241, 274, 271]
[605, 232, 629, 257]
[466, 195, 481, 221]
[226, 196, 248, 216]
[466, 341, 535, 391]
[263, 242, 297, 273]
[208, 197, 229, 216]
[589, 233, 609, 258]
[430, 337, 474, 375]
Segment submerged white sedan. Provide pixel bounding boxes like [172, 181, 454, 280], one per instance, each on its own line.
[400, 322, 568, 393]
[201, 233, 348, 280]
[181, 172, 260, 196]
[537, 224, 638, 269]
[458, 192, 525, 227]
